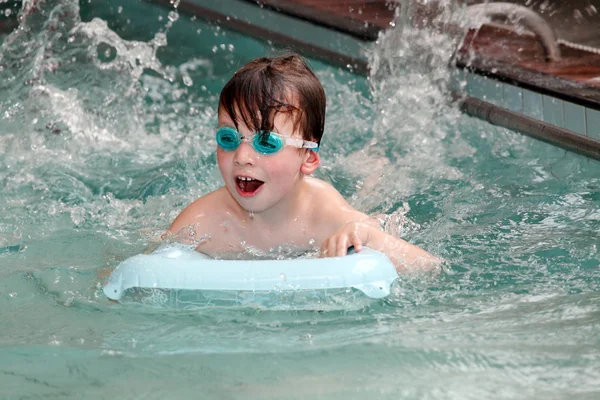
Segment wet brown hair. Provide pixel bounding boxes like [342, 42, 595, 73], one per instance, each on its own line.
[218, 54, 326, 144]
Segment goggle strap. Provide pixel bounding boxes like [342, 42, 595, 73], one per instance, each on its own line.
[285, 137, 319, 150]
[303, 141, 319, 150]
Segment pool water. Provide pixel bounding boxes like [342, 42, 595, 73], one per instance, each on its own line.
[1, 1, 599, 399]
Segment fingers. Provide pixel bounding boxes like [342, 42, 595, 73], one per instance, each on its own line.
[319, 238, 329, 258]
[320, 233, 363, 258]
[320, 237, 343, 258]
[349, 231, 363, 253]
[320, 222, 370, 258]
[334, 235, 349, 257]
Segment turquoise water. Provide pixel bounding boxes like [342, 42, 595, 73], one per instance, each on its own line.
[1, 1, 600, 399]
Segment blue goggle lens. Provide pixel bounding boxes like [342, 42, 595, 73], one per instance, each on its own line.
[216, 127, 241, 151]
[253, 131, 283, 154]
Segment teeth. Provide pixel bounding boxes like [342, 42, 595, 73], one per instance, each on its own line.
[238, 176, 253, 181]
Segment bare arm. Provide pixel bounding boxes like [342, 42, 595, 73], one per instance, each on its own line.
[308, 180, 440, 272]
[321, 220, 440, 272]
[362, 225, 440, 272]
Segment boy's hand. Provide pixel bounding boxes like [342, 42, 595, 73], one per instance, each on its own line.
[320, 218, 441, 272]
[320, 221, 377, 258]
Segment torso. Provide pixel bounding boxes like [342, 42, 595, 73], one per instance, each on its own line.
[167, 177, 367, 259]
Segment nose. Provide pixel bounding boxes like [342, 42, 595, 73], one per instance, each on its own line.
[233, 140, 256, 166]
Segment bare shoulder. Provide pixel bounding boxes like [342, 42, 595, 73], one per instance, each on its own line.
[167, 187, 231, 237]
[305, 177, 347, 203]
[304, 177, 370, 226]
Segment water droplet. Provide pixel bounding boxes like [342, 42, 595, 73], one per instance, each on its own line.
[248, 211, 254, 220]
[153, 32, 167, 47]
[182, 75, 193, 87]
[168, 11, 179, 22]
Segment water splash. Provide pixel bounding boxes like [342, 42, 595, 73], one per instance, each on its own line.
[0, 0, 223, 251]
[325, 0, 469, 221]
[72, 18, 171, 91]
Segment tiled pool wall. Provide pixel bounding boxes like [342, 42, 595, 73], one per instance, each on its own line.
[452, 68, 600, 141]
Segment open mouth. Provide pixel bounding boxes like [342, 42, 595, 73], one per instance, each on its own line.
[235, 176, 264, 197]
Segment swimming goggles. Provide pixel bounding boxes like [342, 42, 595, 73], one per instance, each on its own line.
[216, 126, 319, 155]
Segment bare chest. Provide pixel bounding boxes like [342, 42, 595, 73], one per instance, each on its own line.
[205, 217, 326, 255]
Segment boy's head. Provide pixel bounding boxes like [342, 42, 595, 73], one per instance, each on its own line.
[218, 54, 326, 145]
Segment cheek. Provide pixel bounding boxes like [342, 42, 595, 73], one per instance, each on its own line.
[216, 149, 231, 173]
[264, 155, 303, 181]
[217, 147, 230, 162]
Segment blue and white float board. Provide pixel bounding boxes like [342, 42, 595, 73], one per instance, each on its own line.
[103, 245, 399, 301]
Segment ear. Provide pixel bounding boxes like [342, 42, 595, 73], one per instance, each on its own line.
[300, 150, 320, 175]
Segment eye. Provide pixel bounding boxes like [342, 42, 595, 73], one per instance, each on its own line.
[217, 127, 238, 139]
[220, 133, 237, 143]
[257, 132, 277, 149]
[216, 127, 241, 150]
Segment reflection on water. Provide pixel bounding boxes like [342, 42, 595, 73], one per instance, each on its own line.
[0, 0, 599, 399]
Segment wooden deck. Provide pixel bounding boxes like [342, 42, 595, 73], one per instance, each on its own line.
[455, 24, 600, 107]
[251, 0, 600, 110]
[255, 0, 396, 40]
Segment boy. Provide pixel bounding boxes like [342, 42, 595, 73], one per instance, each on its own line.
[166, 54, 439, 272]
